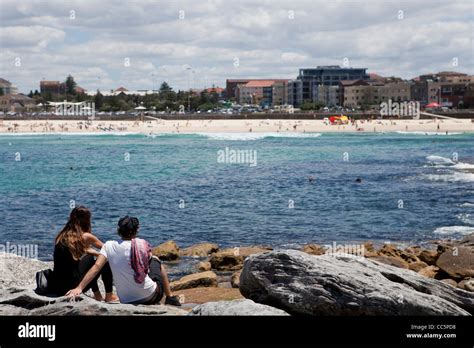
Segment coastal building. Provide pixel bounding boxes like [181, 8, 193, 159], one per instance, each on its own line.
[410, 71, 474, 107]
[236, 80, 289, 106]
[341, 79, 411, 108]
[74, 86, 87, 94]
[0, 78, 19, 95]
[288, 65, 369, 107]
[0, 94, 36, 112]
[226, 79, 288, 101]
[313, 85, 340, 107]
[341, 80, 372, 108]
[203, 87, 225, 99]
[85, 87, 160, 97]
[40, 80, 66, 95]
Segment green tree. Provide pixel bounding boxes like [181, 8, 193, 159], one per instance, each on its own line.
[65, 75, 77, 95]
[94, 91, 104, 109]
[198, 102, 218, 111]
[159, 82, 176, 102]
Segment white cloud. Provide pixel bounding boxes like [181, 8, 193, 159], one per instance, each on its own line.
[0, 0, 472, 93]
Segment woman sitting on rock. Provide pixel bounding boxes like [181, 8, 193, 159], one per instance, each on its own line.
[50, 206, 119, 302]
[66, 215, 181, 306]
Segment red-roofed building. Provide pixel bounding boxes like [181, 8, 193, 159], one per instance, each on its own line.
[74, 86, 87, 94]
[235, 79, 289, 106]
[115, 87, 129, 93]
[203, 87, 225, 99]
[226, 78, 289, 101]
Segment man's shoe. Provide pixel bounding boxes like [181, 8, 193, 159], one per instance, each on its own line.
[165, 295, 182, 306]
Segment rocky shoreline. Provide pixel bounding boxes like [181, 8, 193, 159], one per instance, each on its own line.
[1, 235, 473, 316]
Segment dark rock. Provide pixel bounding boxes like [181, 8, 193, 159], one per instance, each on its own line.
[240, 250, 474, 315]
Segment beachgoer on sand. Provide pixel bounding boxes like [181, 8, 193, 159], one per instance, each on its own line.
[66, 215, 181, 306]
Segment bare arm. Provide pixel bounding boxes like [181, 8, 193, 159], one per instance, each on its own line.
[83, 232, 104, 249]
[83, 233, 104, 257]
[66, 255, 107, 298]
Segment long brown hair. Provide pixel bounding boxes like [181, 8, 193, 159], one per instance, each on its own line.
[55, 206, 91, 261]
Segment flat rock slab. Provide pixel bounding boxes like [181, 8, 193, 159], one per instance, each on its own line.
[174, 287, 244, 304]
[0, 288, 188, 316]
[189, 299, 289, 316]
[240, 250, 474, 316]
[0, 253, 52, 289]
[170, 271, 217, 291]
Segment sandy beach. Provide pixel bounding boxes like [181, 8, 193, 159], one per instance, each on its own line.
[0, 118, 473, 134]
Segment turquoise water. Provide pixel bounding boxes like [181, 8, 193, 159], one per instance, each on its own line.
[1, 132, 473, 260]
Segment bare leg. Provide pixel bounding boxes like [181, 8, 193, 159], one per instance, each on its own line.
[93, 291, 104, 302]
[160, 265, 173, 297]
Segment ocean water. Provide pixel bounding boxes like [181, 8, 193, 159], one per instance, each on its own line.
[1, 132, 473, 261]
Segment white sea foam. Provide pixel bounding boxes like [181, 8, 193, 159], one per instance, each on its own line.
[423, 172, 474, 183]
[460, 202, 474, 207]
[426, 155, 454, 165]
[194, 132, 322, 141]
[425, 155, 474, 171]
[396, 131, 463, 135]
[0, 132, 140, 137]
[457, 213, 474, 225]
[453, 162, 474, 170]
[433, 226, 474, 235]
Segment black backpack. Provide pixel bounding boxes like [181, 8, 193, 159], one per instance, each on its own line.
[35, 269, 53, 295]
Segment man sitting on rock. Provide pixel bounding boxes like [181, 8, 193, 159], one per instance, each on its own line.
[66, 215, 181, 306]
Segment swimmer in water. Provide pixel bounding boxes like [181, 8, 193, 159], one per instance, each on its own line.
[355, 178, 362, 183]
[308, 176, 315, 183]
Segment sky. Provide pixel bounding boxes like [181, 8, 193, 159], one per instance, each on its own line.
[0, 0, 473, 94]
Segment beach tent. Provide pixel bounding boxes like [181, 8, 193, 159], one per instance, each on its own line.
[329, 115, 349, 125]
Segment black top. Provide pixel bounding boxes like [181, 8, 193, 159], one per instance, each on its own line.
[51, 242, 81, 295]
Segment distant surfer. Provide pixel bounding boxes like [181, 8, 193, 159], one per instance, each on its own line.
[308, 176, 315, 183]
[355, 177, 362, 183]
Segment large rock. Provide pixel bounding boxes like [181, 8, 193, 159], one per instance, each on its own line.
[0, 253, 52, 289]
[0, 288, 187, 316]
[152, 241, 180, 261]
[436, 246, 474, 279]
[408, 261, 429, 272]
[418, 265, 440, 279]
[231, 270, 242, 288]
[418, 249, 439, 265]
[440, 279, 458, 287]
[459, 233, 474, 247]
[376, 244, 419, 264]
[301, 244, 326, 256]
[240, 250, 474, 316]
[369, 255, 409, 269]
[458, 279, 474, 292]
[209, 246, 272, 271]
[198, 261, 211, 272]
[170, 271, 217, 291]
[188, 299, 289, 316]
[179, 243, 219, 257]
